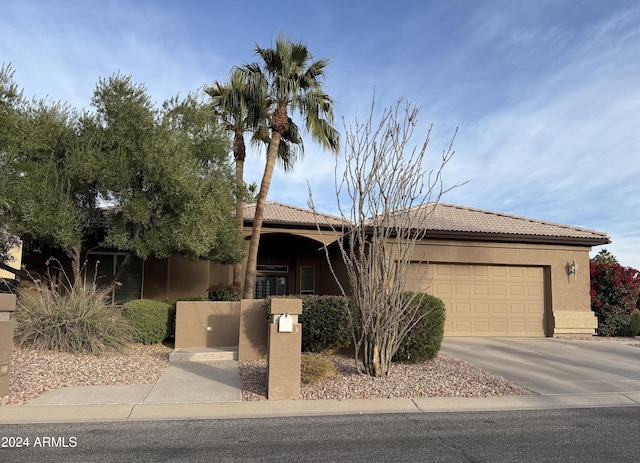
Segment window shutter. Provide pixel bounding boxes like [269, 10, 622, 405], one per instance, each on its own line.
[300, 266, 315, 294]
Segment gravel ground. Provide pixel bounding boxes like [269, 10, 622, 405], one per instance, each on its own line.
[3, 336, 637, 405]
[240, 353, 534, 401]
[1, 343, 172, 406]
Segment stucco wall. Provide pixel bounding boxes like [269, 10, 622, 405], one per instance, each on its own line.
[144, 257, 233, 303]
[174, 301, 240, 348]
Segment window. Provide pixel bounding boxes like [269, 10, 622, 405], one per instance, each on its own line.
[300, 266, 315, 294]
[85, 252, 144, 305]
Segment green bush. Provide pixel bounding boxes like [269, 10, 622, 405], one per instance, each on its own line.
[393, 292, 446, 363]
[121, 299, 174, 345]
[13, 285, 131, 355]
[299, 296, 352, 353]
[300, 353, 337, 385]
[263, 295, 352, 353]
[621, 309, 640, 337]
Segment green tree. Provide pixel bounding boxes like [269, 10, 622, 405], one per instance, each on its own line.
[0, 64, 23, 272]
[92, 74, 244, 278]
[592, 248, 619, 265]
[240, 34, 340, 299]
[0, 64, 93, 281]
[0, 69, 243, 285]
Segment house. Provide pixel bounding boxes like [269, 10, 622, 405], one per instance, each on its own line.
[236, 202, 610, 337]
[19, 201, 610, 337]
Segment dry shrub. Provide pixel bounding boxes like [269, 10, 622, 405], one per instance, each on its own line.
[301, 353, 337, 385]
[13, 284, 131, 356]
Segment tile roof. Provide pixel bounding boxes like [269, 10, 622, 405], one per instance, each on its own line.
[243, 202, 347, 228]
[395, 202, 611, 244]
[244, 201, 611, 245]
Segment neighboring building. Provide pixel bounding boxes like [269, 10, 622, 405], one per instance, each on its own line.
[19, 201, 611, 336]
[0, 239, 22, 293]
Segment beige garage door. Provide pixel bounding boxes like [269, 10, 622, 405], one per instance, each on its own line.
[407, 264, 545, 336]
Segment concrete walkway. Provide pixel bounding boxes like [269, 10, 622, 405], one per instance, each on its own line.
[27, 360, 242, 406]
[2, 338, 640, 424]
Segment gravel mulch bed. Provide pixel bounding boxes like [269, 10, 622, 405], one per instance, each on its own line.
[4, 336, 636, 405]
[240, 354, 534, 401]
[1, 343, 172, 406]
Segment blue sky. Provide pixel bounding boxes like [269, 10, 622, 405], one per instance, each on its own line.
[2, 0, 639, 267]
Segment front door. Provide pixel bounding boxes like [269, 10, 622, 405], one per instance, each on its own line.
[255, 275, 288, 299]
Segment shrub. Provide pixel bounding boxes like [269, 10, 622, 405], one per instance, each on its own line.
[121, 299, 174, 345]
[263, 295, 352, 353]
[13, 284, 130, 355]
[621, 309, 640, 337]
[300, 353, 337, 385]
[393, 292, 446, 363]
[299, 296, 352, 353]
[207, 284, 239, 301]
[590, 262, 640, 336]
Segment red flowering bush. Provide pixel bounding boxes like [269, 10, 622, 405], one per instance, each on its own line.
[590, 262, 640, 336]
[207, 284, 240, 301]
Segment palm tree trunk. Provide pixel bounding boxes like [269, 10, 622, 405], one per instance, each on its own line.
[233, 158, 245, 291]
[242, 131, 282, 299]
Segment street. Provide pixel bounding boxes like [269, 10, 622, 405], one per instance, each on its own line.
[1, 407, 639, 462]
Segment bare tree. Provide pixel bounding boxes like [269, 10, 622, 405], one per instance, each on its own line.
[311, 98, 459, 377]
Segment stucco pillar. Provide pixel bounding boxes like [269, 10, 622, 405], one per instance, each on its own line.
[267, 299, 302, 400]
[0, 293, 16, 399]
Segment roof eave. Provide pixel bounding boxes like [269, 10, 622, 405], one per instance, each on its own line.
[421, 230, 611, 247]
[243, 220, 344, 232]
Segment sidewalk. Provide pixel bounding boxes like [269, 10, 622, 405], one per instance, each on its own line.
[2, 358, 639, 424]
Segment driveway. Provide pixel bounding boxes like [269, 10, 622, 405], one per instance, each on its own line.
[440, 337, 640, 395]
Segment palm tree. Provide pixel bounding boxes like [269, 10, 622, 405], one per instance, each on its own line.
[240, 34, 340, 299]
[205, 69, 263, 290]
[206, 68, 305, 292]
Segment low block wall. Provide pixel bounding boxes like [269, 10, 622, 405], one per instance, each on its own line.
[175, 301, 241, 348]
[0, 293, 17, 321]
[238, 299, 268, 361]
[0, 293, 15, 399]
[553, 310, 598, 335]
[0, 321, 13, 398]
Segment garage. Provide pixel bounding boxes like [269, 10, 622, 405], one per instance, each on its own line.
[407, 264, 546, 337]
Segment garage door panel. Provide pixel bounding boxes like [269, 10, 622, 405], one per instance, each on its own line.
[455, 284, 470, 295]
[473, 284, 489, 295]
[409, 264, 545, 337]
[473, 303, 489, 314]
[491, 285, 507, 296]
[509, 285, 525, 296]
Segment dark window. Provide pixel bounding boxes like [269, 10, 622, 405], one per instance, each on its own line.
[85, 253, 143, 305]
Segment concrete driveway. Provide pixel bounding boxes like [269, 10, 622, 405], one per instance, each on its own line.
[441, 337, 640, 395]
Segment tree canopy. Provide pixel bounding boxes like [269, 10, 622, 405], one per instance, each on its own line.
[0, 65, 243, 283]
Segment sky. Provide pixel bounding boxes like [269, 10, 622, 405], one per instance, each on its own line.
[2, 0, 639, 268]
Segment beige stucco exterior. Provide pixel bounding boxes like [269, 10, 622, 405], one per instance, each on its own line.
[143, 256, 233, 303]
[174, 301, 241, 349]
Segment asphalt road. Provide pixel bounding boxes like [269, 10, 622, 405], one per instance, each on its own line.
[1, 408, 639, 462]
